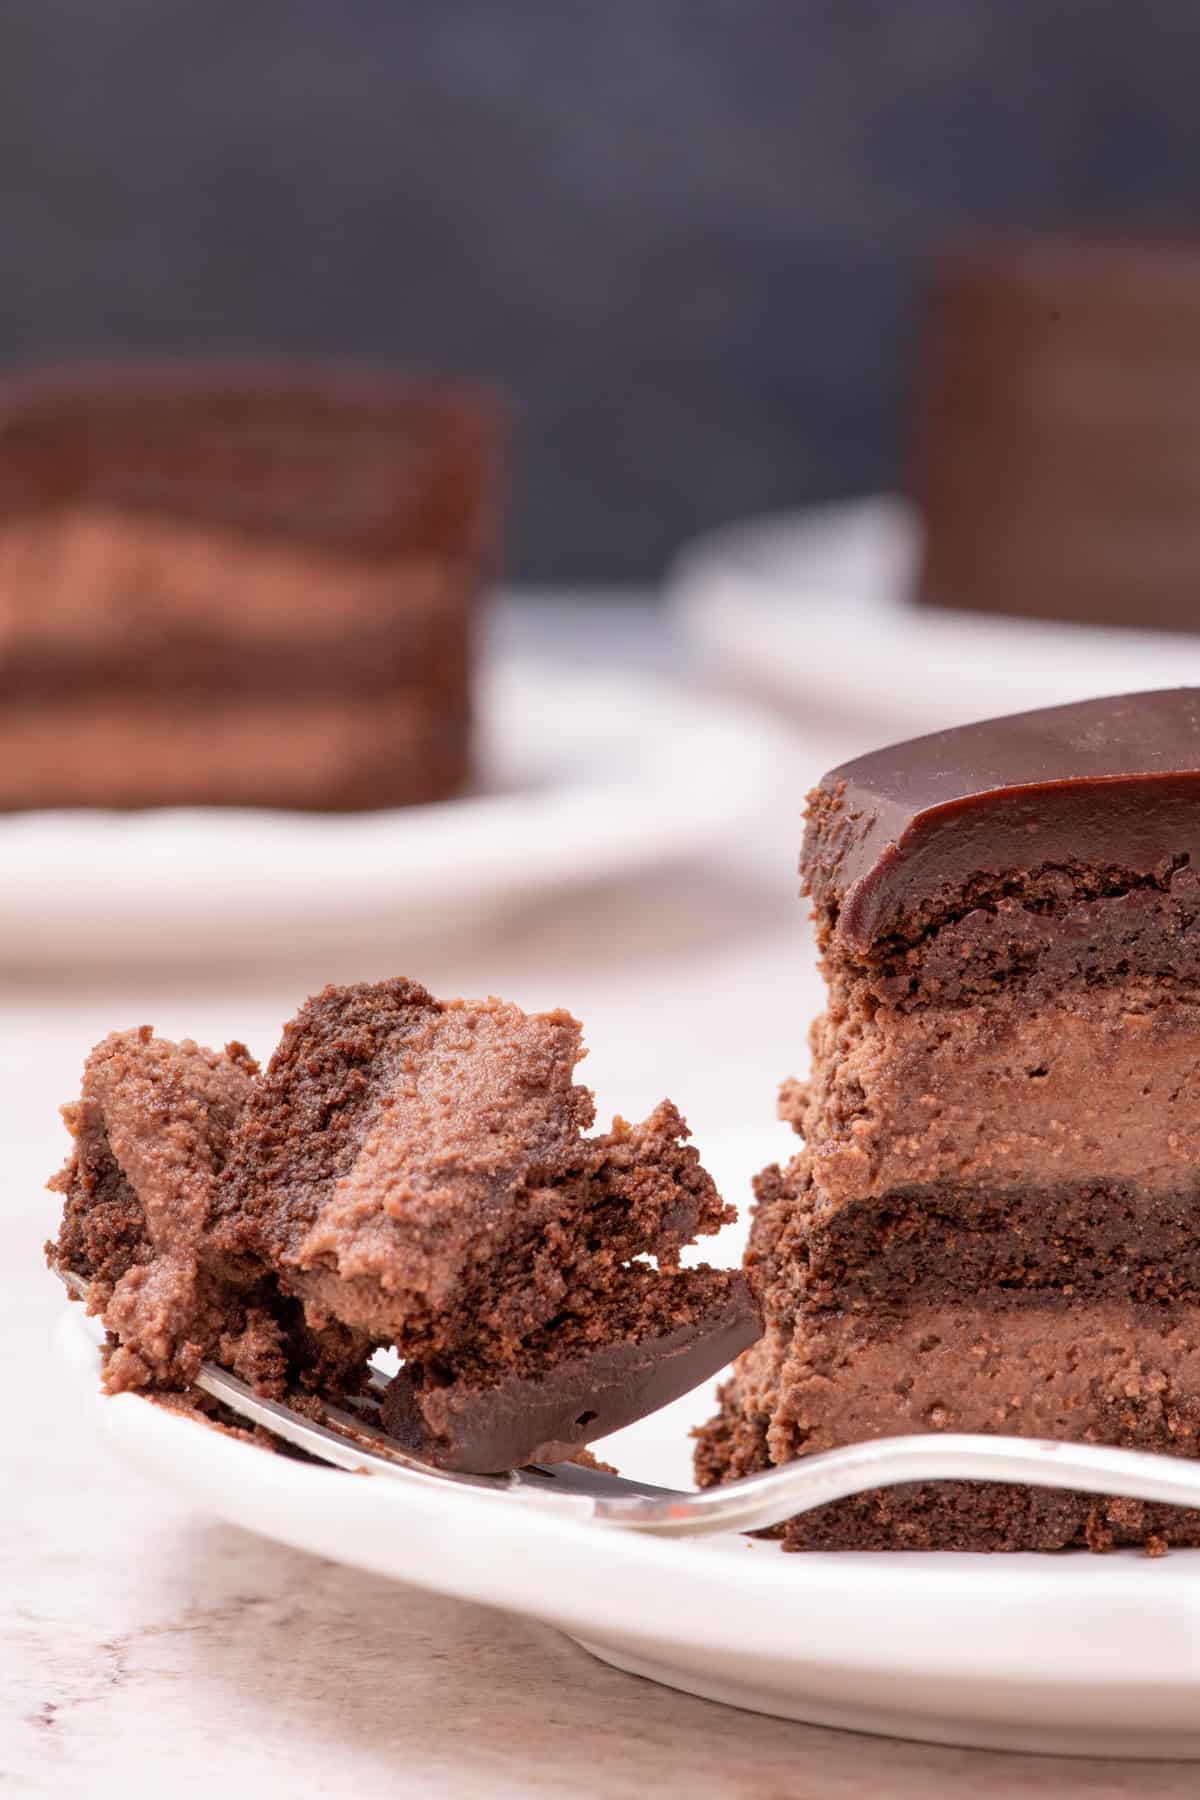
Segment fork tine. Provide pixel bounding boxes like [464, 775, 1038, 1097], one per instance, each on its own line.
[196, 1360, 686, 1505]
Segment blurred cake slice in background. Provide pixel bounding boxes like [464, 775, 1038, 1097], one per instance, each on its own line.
[911, 240, 1200, 633]
[0, 363, 498, 809]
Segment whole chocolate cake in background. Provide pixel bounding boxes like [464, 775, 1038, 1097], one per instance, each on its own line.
[696, 688, 1200, 1552]
[0, 364, 498, 810]
[911, 240, 1200, 633]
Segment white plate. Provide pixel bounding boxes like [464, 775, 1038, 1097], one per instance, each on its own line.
[58, 1305, 1200, 1758]
[670, 497, 1200, 747]
[0, 658, 778, 963]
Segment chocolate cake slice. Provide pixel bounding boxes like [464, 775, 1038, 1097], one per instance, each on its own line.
[50, 978, 759, 1470]
[0, 363, 497, 810]
[48, 1027, 369, 1399]
[696, 688, 1200, 1551]
[215, 978, 759, 1466]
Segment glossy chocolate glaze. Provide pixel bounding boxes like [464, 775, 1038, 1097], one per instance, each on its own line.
[803, 689, 1200, 951]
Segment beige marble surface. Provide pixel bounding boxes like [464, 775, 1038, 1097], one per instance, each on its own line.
[3, 609, 1198, 1795]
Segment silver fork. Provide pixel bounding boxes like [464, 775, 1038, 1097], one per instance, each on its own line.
[61, 1272, 1200, 1538]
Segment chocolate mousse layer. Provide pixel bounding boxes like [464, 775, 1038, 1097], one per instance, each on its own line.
[799, 983, 1200, 1204]
[696, 1399, 1200, 1555]
[697, 691, 1200, 1552]
[765, 1303, 1200, 1461]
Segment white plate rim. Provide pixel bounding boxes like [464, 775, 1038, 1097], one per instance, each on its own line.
[57, 1308, 1200, 1757]
[668, 495, 1200, 745]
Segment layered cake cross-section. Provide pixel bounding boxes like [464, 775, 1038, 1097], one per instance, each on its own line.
[0, 364, 497, 810]
[50, 977, 759, 1471]
[697, 688, 1200, 1551]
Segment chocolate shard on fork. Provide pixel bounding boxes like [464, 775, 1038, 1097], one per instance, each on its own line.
[696, 688, 1200, 1553]
[381, 1267, 759, 1473]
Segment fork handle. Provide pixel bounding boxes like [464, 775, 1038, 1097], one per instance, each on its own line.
[593, 1433, 1200, 1536]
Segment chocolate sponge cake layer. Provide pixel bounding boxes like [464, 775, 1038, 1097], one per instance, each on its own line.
[0, 626, 469, 704]
[753, 1160, 1200, 1317]
[699, 691, 1200, 1551]
[859, 862, 1200, 1010]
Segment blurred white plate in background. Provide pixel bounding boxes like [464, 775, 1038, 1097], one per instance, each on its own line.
[0, 658, 778, 964]
[670, 496, 1200, 748]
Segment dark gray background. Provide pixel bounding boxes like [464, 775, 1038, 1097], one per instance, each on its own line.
[2, 2, 1199, 578]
